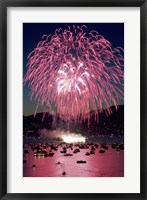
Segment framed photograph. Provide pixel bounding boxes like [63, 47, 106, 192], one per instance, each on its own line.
[0, 0, 146, 199]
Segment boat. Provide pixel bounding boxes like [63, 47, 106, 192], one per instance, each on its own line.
[95, 144, 99, 148]
[24, 149, 29, 154]
[101, 143, 108, 149]
[32, 164, 36, 168]
[56, 162, 61, 164]
[44, 152, 54, 157]
[60, 148, 67, 153]
[117, 148, 120, 151]
[64, 153, 73, 156]
[79, 145, 89, 149]
[77, 160, 86, 164]
[73, 149, 80, 153]
[90, 150, 95, 154]
[91, 146, 96, 151]
[85, 152, 90, 156]
[62, 171, 66, 175]
[99, 149, 105, 153]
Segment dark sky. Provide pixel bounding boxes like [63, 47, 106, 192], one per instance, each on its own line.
[23, 23, 124, 116]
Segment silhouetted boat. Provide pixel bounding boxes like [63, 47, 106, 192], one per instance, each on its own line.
[64, 153, 73, 156]
[62, 171, 66, 175]
[44, 152, 54, 157]
[90, 150, 95, 154]
[101, 143, 108, 149]
[56, 162, 61, 164]
[99, 149, 105, 153]
[77, 160, 86, 164]
[24, 150, 29, 154]
[91, 146, 96, 151]
[60, 149, 67, 154]
[73, 149, 80, 153]
[95, 144, 99, 148]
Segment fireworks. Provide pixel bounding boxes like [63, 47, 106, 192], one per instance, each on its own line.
[24, 25, 124, 124]
[61, 134, 86, 143]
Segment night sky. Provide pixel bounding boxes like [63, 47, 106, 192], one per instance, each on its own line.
[23, 23, 124, 116]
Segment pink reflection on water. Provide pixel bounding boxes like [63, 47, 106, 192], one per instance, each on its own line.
[23, 144, 124, 177]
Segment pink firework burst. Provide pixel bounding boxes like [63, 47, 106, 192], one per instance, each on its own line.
[24, 25, 124, 124]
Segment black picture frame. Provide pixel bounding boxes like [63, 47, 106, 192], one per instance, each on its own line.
[0, 0, 146, 199]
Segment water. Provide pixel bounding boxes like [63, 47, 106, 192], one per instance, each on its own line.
[23, 143, 124, 177]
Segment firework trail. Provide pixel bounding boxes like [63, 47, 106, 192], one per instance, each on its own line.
[24, 25, 124, 124]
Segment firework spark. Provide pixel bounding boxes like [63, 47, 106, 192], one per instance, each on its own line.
[24, 25, 124, 124]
